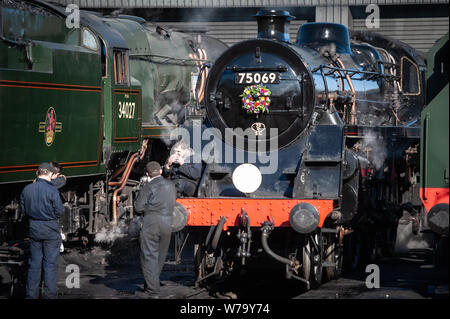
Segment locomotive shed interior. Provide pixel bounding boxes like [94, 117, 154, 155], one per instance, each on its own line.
[0, 0, 448, 301]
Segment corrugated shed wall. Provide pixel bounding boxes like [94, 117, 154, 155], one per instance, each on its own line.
[51, 0, 449, 51]
[160, 20, 307, 46]
[160, 18, 448, 51]
[54, 0, 449, 8]
[352, 17, 449, 52]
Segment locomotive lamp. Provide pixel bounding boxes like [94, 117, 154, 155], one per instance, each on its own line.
[232, 163, 262, 193]
[289, 203, 320, 234]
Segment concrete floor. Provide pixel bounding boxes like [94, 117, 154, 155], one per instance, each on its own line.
[1, 229, 447, 300]
[53, 241, 448, 300]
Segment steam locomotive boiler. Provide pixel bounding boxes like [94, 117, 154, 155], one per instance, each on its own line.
[174, 10, 425, 289]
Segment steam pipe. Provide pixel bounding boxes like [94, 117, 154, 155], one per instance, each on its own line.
[195, 62, 211, 110]
[110, 165, 127, 182]
[108, 155, 136, 187]
[110, 140, 149, 224]
[335, 57, 357, 125]
[109, 140, 148, 187]
[261, 222, 297, 267]
[111, 153, 138, 225]
[108, 155, 135, 187]
[319, 66, 329, 109]
[197, 49, 207, 103]
[110, 152, 132, 182]
[335, 70, 345, 91]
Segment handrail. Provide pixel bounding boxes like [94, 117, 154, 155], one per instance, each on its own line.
[312, 64, 398, 79]
[422, 115, 428, 201]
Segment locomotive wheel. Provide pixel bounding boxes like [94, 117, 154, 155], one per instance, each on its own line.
[302, 231, 323, 289]
[323, 231, 343, 282]
[194, 243, 224, 286]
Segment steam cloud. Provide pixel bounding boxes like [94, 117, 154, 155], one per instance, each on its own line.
[94, 220, 128, 244]
[395, 220, 433, 254]
[362, 130, 387, 170]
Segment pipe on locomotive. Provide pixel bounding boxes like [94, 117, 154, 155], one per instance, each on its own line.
[109, 153, 135, 187]
[297, 23, 357, 124]
[110, 153, 137, 225]
[110, 139, 148, 225]
[260, 222, 299, 268]
[188, 46, 209, 109]
[197, 49, 208, 103]
[110, 164, 127, 182]
[335, 57, 357, 125]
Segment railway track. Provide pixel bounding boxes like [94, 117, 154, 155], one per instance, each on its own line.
[1, 236, 447, 300]
[57, 243, 449, 299]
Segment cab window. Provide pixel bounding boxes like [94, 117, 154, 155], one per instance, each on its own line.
[114, 50, 129, 86]
[400, 56, 420, 95]
[82, 28, 99, 51]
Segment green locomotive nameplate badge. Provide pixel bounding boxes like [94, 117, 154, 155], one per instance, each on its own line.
[38, 107, 63, 146]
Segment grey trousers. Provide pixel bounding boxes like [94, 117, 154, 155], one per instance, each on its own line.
[139, 214, 172, 296]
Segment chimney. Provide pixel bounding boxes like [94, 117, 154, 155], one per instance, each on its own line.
[254, 10, 295, 43]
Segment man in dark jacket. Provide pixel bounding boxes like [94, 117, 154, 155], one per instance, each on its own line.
[20, 162, 65, 299]
[163, 141, 201, 197]
[134, 161, 177, 298]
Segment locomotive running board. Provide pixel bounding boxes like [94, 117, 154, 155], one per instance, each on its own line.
[344, 125, 420, 139]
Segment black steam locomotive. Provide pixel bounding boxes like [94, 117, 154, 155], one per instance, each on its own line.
[0, 2, 426, 294]
[177, 10, 425, 289]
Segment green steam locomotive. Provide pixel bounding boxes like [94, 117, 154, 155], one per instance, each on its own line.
[0, 0, 227, 242]
[420, 33, 449, 264]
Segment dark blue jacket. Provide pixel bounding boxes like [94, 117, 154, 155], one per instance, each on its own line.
[163, 155, 202, 185]
[135, 176, 177, 217]
[20, 178, 65, 238]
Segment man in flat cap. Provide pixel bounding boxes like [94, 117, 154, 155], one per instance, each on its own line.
[134, 161, 177, 298]
[20, 162, 65, 299]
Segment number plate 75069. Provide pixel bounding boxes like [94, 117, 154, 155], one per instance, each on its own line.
[235, 72, 280, 84]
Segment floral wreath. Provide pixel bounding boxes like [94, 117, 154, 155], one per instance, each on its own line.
[240, 84, 271, 114]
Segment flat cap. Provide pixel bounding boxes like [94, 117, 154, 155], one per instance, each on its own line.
[38, 162, 59, 174]
[146, 161, 161, 177]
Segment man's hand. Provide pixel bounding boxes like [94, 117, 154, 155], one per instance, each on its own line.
[52, 173, 66, 181]
[166, 154, 178, 169]
[177, 155, 185, 166]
